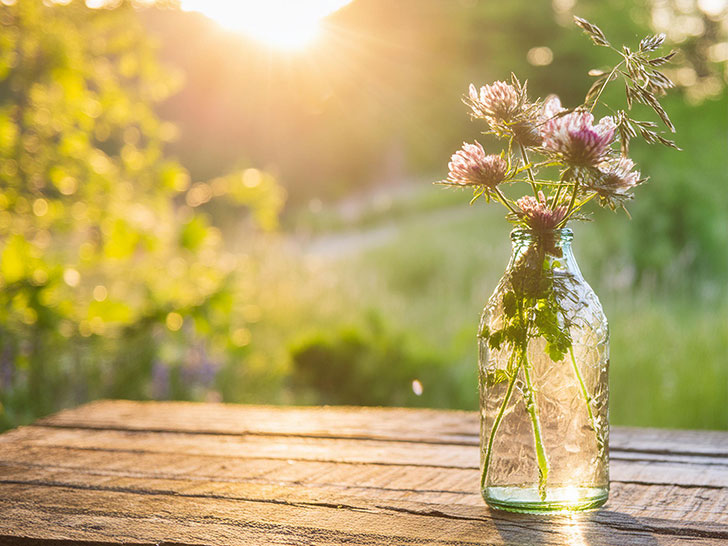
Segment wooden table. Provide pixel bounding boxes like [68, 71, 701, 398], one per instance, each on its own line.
[0, 400, 726, 545]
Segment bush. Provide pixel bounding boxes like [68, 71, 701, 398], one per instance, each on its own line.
[0, 0, 284, 430]
[289, 314, 460, 408]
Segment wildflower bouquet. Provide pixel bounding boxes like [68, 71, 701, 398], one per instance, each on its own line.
[441, 17, 678, 512]
[444, 17, 678, 229]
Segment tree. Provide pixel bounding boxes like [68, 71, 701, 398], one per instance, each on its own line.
[0, 0, 284, 429]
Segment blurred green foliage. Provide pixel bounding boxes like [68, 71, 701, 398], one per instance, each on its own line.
[0, 0, 284, 429]
[289, 313, 460, 407]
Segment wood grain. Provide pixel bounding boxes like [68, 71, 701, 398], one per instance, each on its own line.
[36, 400, 479, 444]
[2, 481, 726, 546]
[0, 400, 726, 546]
[36, 400, 728, 455]
[1, 454, 727, 525]
[4, 424, 728, 488]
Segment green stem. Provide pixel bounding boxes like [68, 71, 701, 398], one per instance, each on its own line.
[494, 186, 519, 216]
[558, 191, 597, 227]
[556, 179, 581, 228]
[521, 347, 549, 500]
[589, 61, 624, 112]
[567, 180, 580, 214]
[569, 345, 603, 453]
[551, 168, 571, 211]
[551, 184, 564, 211]
[480, 364, 519, 491]
[519, 144, 539, 197]
[502, 178, 572, 187]
[510, 179, 571, 186]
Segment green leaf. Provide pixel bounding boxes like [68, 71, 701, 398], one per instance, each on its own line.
[503, 291, 517, 318]
[546, 342, 566, 363]
[479, 323, 490, 339]
[505, 323, 527, 346]
[0, 110, 17, 154]
[485, 369, 509, 387]
[488, 329, 505, 351]
[104, 219, 140, 259]
[1, 234, 30, 283]
[87, 299, 133, 323]
[159, 162, 190, 192]
[180, 214, 209, 251]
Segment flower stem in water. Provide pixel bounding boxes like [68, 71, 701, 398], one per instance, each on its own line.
[569, 345, 603, 453]
[521, 347, 549, 500]
[481, 365, 519, 491]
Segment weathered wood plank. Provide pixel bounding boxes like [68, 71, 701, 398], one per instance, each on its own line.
[36, 399, 478, 444]
[1, 458, 727, 529]
[0, 425, 477, 468]
[0, 445, 476, 504]
[2, 401, 727, 546]
[2, 430, 728, 529]
[36, 400, 728, 457]
[0, 484, 486, 546]
[613, 427, 728, 458]
[3, 425, 727, 490]
[0, 482, 725, 546]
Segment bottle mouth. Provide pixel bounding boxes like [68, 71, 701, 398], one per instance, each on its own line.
[510, 227, 573, 243]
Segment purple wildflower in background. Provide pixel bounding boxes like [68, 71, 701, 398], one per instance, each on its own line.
[151, 360, 170, 399]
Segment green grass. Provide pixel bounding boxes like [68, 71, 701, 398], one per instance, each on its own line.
[607, 297, 728, 429]
[310, 186, 728, 429]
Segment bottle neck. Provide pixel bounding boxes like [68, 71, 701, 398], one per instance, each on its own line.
[508, 228, 582, 278]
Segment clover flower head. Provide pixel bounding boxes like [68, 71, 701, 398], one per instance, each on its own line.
[445, 142, 508, 188]
[516, 191, 568, 231]
[468, 81, 522, 122]
[511, 119, 543, 147]
[541, 99, 616, 167]
[590, 156, 643, 207]
[542, 94, 565, 119]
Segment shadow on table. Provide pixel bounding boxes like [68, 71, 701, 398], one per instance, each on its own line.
[489, 509, 659, 546]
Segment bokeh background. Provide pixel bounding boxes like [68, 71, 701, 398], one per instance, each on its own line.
[0, 0, 726, 432]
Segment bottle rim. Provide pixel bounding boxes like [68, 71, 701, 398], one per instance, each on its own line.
[510, 227, 574, 244]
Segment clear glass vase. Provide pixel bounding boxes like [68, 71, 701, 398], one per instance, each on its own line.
[478, 228, 609, 513]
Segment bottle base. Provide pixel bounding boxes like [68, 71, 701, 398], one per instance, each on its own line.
[482, 485, 608, 514]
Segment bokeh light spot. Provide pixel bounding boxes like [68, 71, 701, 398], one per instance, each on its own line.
[32, 198, 48, 217]
[412, 379, 424, 396]
[242, 168, 262, 189]
[63, 268, 81, 287]
[166, 312, 184, 331]
[528, 46, 554, 66]
[93, 285, 108, 302]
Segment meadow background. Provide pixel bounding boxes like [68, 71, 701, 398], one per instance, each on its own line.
[0, 0, 726, 432]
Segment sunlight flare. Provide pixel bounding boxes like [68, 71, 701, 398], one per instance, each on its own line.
[180, 0, 352, 50]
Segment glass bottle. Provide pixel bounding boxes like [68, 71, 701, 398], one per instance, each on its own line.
[478, 228, 609, 513]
